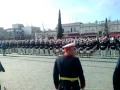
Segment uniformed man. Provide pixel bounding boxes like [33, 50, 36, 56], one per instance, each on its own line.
[1, 41, 7, 56]
[99, 37, 108, 58]
[44, 40, 49, 56]
[54, 41, 60, 56]
[26, 40, 30, 55]
[113, 57, 120, 90]
[21, 40, 26, 55]
[0, 61, 5, 90]
[30, 40, 35, 55]
[79, 40, 85, 58]
[0, 41, 2, 54]
[76, 41, 80, 55]
[86, 40, 92, 58]
[109, 37, 116, 58]
[17, 40, 22, 55]
[53, 42, 85, 90]
[40, 40, 45, 56]
[116, 37, 120, 56]
[49, 41, 54, 56]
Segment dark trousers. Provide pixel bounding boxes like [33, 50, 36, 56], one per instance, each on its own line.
[2, 49, 6, 56]
[58, 80, 80, 90]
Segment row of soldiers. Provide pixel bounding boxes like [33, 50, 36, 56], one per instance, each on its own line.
[0, 38, 98, 56]
[0, 37, 120, 58]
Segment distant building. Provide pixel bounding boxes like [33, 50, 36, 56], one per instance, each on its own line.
[12, 24, 24, 29]
[22, 26, 41, 40]
[35, 29, 57, 40]
[5, 28, 24, 40]
[62, 20, 120, 38]
[0, 27, 8, 40]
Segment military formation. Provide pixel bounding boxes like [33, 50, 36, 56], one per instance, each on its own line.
[0, 36, 120, 58]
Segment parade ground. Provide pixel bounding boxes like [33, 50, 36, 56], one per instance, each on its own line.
[0, 53, 118, 90]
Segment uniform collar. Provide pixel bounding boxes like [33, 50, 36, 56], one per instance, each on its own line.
[64, 53, 72, 56]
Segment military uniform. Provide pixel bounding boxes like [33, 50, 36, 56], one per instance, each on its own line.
[49, 42, 54, 56]
[17, 41, 22, 55]
[26, 40, 30, 55]
[113, 57, 120, 90]
[21, 40, 26, 55]
[30, 40, 35, 55]
[53, 56, 85, 90]
[86, 41, 91, 58]
[35, 40, 40, 55]
[40, 41, 44, 56]
[76, 41, 80, 55]
[0, 41, 2, 54]
[53, 43, 85, 90]
[44, 41, 49, 56]
[116, 38, 120, 56]
[54, 42, 60, 56]
[79, 41, 85, 58]
[1, 41, 7, 56]
[110, 37, 116, 58]
[99, 38, 108, 58]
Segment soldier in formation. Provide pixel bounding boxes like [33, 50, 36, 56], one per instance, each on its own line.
[0, 36, 120, 58]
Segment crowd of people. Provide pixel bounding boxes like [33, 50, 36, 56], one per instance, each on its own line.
[0, 36, 120, 58]
[0, 37, 120, 58]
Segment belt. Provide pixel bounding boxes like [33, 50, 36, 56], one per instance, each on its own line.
[60, 77, 78, 81]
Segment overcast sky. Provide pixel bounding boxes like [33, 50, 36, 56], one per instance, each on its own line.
[0, 0, 119, 29]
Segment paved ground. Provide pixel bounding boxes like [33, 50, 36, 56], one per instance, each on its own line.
[0, 53, 118, 90]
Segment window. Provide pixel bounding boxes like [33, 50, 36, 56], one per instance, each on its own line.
[74, 27, 76, 32]
[71, 28, 72, 32]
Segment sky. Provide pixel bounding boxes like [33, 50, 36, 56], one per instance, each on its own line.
[0, 0, 120, 30]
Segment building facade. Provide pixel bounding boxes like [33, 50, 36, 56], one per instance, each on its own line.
[0, 27, 8, 40]
[62, 20, 120, 38]
[35, 29, 57, 40]
[5, 28, 24, 40]
[22, 26, 41, 40]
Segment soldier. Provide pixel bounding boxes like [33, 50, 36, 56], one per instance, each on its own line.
[79, 40, 85, 58]
[0, 41, 2, 54]
[54, 41, 60, 56]
[86, 40, 92, 58]
[113, 57, 120, 90]
[21, 40, 26, 55]
[0, 61, 5, 90]
[49, 41, 54, 56]
[1, 41, 7, 56]
[30, 40, 35, 55]
[76, 41, 80, 55]
[35, 40, 40, 55]
[109, 37, 116, 58]
[116, 37, 120, 56]
[26, 40, 30, 55]
[6, 41, 9, 54]
[40, 40, 44, 56]
[17, 40, 22, 55]
[14, 41, 18, 53]
[99, 37, 108, 58]
[53, 42, 85, 90]
[44, 40, 49, 56]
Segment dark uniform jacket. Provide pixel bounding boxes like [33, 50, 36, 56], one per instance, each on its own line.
[113, 57, 120, 90]
[53, 55, 85, 90]
[0, 62, 5, 72]
[110, 39, 116, 50]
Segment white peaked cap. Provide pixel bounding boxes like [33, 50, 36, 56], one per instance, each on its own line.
[63, 42, 76, 50]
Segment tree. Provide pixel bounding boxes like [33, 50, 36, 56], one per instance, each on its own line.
[104, 18, 109, 38]
[57, 9, 63, 39]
